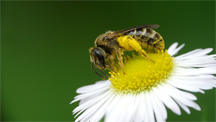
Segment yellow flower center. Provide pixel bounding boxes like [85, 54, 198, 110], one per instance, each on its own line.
[109, 50, 175, 93]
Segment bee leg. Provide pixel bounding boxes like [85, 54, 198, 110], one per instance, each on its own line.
[138, 49, 155, 63]
[98, 68, 109, 78]
[121, 36, 155, 63]
[91, 63, 106, 80]
[114, 58, 117, 64]
[116, 48, 125, 74]
[107, 57, 114, 71]
[148, 45, 153, 53]
[107, 55, 117, 72]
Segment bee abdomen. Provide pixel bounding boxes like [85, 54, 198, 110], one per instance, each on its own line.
[140, 32, 164, 50]
[127, 28, 164, 50]
[124, 28, 165, 50]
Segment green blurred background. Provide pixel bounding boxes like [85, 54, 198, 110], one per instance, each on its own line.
[2, 1, 215, 121]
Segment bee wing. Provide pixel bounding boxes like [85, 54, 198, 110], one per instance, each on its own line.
[108, 24, 160, 39]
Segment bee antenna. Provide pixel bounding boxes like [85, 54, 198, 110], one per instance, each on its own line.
[91, 63, 106, 80]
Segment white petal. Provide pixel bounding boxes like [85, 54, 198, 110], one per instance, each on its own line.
[162, 84, 200, 111]
[175, 99, 191, 114]
[167, 42, 178, 54]
[143, 92, 149, 122]
[150, 90, 166, 122]
[133, 92, 144, 122]
[153, 85, 181, 115]
[176, 55, 216, 66]
[176, 61, 216, 68]
[120, 94, 135, 122]
[105, 94, 126, 122]
[145, 91, 155, 122]
[173, 67, 216, 76]
[104, 94, 122, 122]
[75, 91, 111, 122]
[110, 94, 134, 122]
[167, 78, 205, 93]
[152, 91, 167, 119]
[177, 55, 216, 62]
[164, 79, 197, 100]
[134, 92, 148, 122]
[79, 89, 106, 105]
[175, 75, 216, 85]
[73, 90, 109, 115]
[116, 94, 135, 122]
[71, 85, 108, 104]
[168, 43, 185, 56]
[169, 76, 216, 90]
[192, 101, 201, 111]
[76, 80, 110, 93]
[176, 49, 202, 59]
[176, 48, 213, 60]
[85, 91, 115, 122]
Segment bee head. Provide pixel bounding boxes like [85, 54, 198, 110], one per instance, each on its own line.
[89, 47, 107, 69]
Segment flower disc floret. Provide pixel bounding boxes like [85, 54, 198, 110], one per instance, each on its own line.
[109, 50, 174, 93]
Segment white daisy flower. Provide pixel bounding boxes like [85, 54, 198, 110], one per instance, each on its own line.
[70, 42, 216, 122]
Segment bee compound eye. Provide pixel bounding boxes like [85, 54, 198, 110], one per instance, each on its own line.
[103, 36, 108, 41]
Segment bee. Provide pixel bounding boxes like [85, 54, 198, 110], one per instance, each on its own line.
[89, 24, 165, 79]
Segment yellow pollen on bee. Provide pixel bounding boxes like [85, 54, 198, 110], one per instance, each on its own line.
[109, 50, 175, 93]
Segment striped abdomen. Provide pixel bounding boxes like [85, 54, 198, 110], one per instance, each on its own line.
[125, 28, 165, 50]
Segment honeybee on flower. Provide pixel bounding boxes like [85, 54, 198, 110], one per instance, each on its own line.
[71, 24, 216, 122]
